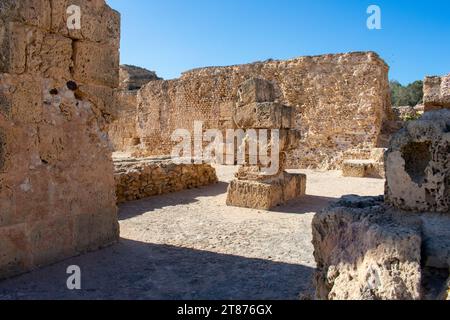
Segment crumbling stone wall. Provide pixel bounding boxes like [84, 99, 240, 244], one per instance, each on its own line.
[114, 157, 218, 203]
[108, 65, 160, 152]
[0, 0, 120, 279]
[424, 74, 450, 111]
[134, 52, 391, 169]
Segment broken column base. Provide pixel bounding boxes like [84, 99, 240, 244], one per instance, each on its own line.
[312, 195, 450, 300]
[226, 172, 306, 210]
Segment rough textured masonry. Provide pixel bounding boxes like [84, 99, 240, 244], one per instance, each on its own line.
[114, 157, 218, 203]
[424, 73, 450, 111]
[226, 78, 306, 210]
[132, 52, 391, 169]
[313, 110, 450, 300]
[385, 109, 450, 212]
[108, 65, 161, 152]
[0, 0, 120, 279]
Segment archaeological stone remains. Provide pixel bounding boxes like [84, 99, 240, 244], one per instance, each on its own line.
[0, 0, 120, 279]
[424, 73, 450, 111]
[112, 52, 391, 170]
[226, 78, 306, 210]
[114, 156, 218, 203]
[108, 65, 161, 153]
[313, 108, 450, 300]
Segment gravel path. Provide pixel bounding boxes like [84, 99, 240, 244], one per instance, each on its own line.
[0, 166, 384, 300]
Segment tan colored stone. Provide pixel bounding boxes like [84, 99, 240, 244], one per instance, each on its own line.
[385, 110, 450, 213]
[134, 52, 391, 169]
[72, 41, 119, 88]
[226, 172, 306, 210]
[0, 224, 30, 278]
[312, 196, 423, 300]
[424, 74, 450, 110]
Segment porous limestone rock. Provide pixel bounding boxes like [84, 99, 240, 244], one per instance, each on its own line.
[0, 0, 120, 279]
[312, 196, 423, 300]
[313, 195, 450, 300]
[424, 74, 450, 111]
[342, 148, 386, 178]
[114, 157, 218, 203]
[385, 109, 450, 213]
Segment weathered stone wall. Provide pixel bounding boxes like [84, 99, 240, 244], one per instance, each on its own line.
[114, 157, 218, 203]
[108, 65, 160, 152]
[424, 74, 450, 111]
[0, 0, 120, 279]
[134, 52, 391, 169]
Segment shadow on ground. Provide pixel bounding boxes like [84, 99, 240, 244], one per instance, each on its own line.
[119, 182, 229, 220]
[274, 195, 338, 214]
[0, 239, 314, 300]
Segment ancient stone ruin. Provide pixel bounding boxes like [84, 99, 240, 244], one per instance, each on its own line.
[108, 65, 161, 153]
[313, 108, 450, 300]
[114, 156, 218, 204]
[0, 0, 120, 279]
[112, 52, 391, 170]
[226, 78, 306, 210]
[424, 73, 450, 111]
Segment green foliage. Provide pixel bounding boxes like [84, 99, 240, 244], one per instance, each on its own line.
[390, 80, 423, 107]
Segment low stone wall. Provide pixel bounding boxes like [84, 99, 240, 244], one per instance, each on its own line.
[114, 157, 218, 203]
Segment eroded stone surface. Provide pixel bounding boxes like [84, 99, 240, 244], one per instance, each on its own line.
[312, 196, 423, 300]
[0, 0, 120, 279]
[385, 110, 450, 213]
[424, 74, 450, 110]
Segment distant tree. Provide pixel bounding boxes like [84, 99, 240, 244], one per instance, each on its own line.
[390, 80, 423, 107]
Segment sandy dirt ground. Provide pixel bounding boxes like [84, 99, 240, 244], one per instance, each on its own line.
[0, 166, 384, 300]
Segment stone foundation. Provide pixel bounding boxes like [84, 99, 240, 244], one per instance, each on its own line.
[114, 157, 218, 203]
[227, 172, 306, 210]
[0, 0, 120, 279]
[342, 148, 385, 178]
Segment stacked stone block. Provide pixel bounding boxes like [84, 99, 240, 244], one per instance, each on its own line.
[0, 0, 120, 279]
[226, 78, 306, 210]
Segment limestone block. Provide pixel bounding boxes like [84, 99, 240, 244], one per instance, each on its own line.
[233, 102, 293, 129]
[0, 23, 72, 78]
[424, 74, 450, 110]
[77, 83, 119, 122]
[0, 0, 51, 29]
[385, 110, 450, 213]
[73, 41, 120, 88]
[0, 74, 43, 124]
[226, 172, 306, 210]
[342, 160, 369, 177]
[50, 0, 120, 47]
[312, 196, 423, 300]
[0, 224, 30, 279]
[237, 77, 276, 107]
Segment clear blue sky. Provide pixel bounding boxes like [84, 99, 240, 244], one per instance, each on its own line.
[106, 0, 450, 84]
